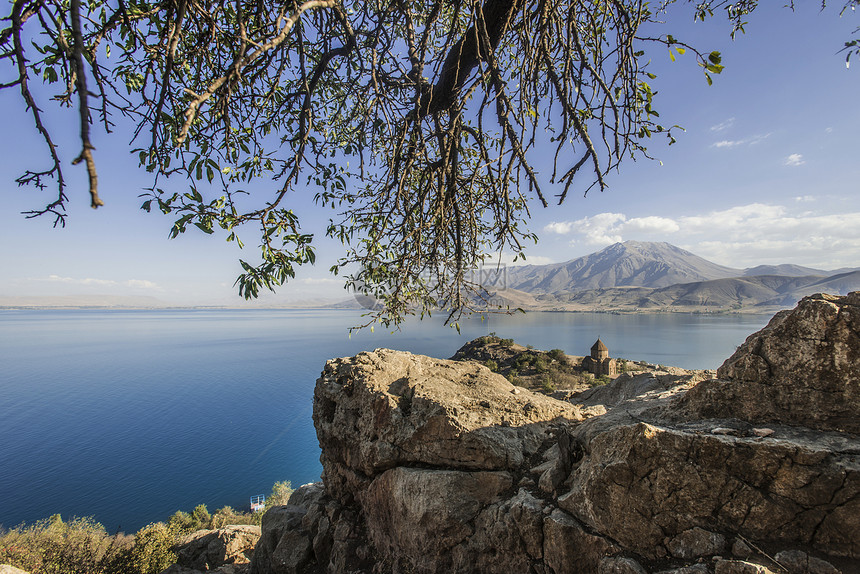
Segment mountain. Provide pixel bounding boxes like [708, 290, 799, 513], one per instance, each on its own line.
[0, 294, 172, 308]
[529, 272, 860, 312]
[743, 264, 828, 277]
[488, 241, 860, 312]
[503, 241, 741, 293]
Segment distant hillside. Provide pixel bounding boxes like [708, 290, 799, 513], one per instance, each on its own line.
[483, 241, 858, 313]
[742, 264, 828, 277]
[503, 241, 741, 292]
[0, 295, 171, 308]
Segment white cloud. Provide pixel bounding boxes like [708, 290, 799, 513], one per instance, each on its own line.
[548, 213, 678, 246]
[539, 203, 860, 269]
[710, 118, 735, 132]
[46, 275, 163, 291]
[795, 195, 815, 202]
[711, 133, 770, 149]
[569, 213, 627, 246]
[624, 216, 680, 234]
[784, 154, 805, 167]
[544, 221, 574, 234]
[712, 140, 743, 149]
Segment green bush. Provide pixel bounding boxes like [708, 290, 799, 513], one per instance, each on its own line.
[547, 349, 566, 362]
[484, 359, 499, 372]
[498, 338, 514, 347]
[533, 357, 549, 373]
[265, 481, 294, 509]
[594, 375, 611, 386]
[0, 479, 297, 574]
[127, 522, 177, 574]
[541, 375, 556, 393]
[0, 515, 133, 574]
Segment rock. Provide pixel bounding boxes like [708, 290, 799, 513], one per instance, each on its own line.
[174, 525, 261, 571]
[313, 349, 580, 501]
[559, 422, 860, 560]
[654, 566, 711, 574]
[679, 293, 860, 433]
[598, 556, 648, 574]
[712, 427, 741, 436]
[666, 527, 726, 560]
[773, 550, 841, 574]
[269, 530, 312, 574]
[0, 566, 30, 574]
[360, 466, 513, 571]
[714, 561, 776, 574]
[161, 565, 249, 574]
[249, 483, 327, 574]
[543, 509, 619, 573]
[731, 539, 753, 559]
[248, 295, 860, 574]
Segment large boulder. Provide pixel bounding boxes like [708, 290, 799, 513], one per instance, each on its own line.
[313, 348, 581, 501]
[676, 292, 860, 433]
[560, 422, 860, 559]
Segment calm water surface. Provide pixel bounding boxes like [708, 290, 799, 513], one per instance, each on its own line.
[0, 308, 770, 532]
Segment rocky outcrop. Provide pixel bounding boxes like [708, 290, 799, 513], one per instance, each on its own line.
[676, 292, 860, 433]
[169, 525, 260, 572]
[250, 293, 860, 574]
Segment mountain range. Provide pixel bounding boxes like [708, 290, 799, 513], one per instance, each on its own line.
[486, 241, 860, 313]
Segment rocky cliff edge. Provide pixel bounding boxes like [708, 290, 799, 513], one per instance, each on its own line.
[249, 293, 860, 574]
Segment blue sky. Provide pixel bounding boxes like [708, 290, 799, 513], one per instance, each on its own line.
[1, 3, 858, 305]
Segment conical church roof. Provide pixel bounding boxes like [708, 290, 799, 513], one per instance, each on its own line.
[591, 339, 608, 352]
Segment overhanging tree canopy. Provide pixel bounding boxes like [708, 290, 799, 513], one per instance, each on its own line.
[2, 0, 857, 326]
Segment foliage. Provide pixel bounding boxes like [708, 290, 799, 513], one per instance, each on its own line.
[265, 480, 295, 509]
[0, 515, 133, 574]
[593, 375, 612, 386]
[126, 522, 177, 574]
[498, 338, 514, 348]
[0, 479, 294, 574]
[485, 359, 499, 372]
[547, 349, 567, 363]
[540, 375, 556, 393]
[1, 0, 856, 327]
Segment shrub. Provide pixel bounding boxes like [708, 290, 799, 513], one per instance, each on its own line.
[533, 357, 549, 373]
[593, 375, 611, 386]
[265, 481, 294, 509]
[484, 359, 499, 372]
[0, 515, 133, 574]
[541, 375, 556, 393]
[127, 522, 177, 574]
[498, 338, 514, 347]
[547, 349, 566, 362]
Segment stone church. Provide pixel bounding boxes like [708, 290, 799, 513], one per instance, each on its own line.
[583, 338, 618, 377]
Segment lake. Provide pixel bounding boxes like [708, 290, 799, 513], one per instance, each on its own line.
[0, 308, 771, 533]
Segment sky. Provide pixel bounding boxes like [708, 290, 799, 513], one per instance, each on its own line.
[1, 3, 858, 305]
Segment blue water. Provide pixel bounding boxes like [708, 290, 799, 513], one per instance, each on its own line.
[0, 308, 770, 533]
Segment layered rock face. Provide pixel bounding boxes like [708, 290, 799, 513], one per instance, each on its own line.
[677, 292, 860, 433]
[250, 293, 860, 574]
